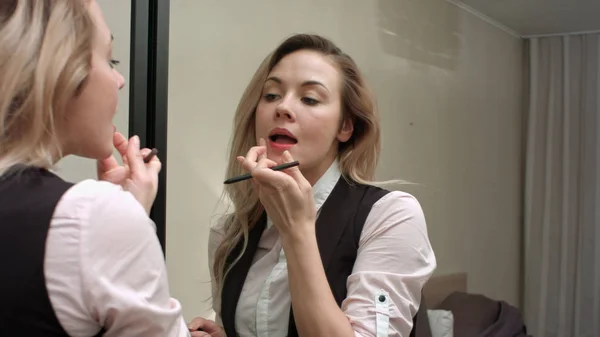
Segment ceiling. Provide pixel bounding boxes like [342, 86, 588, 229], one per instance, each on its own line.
[452, 0, 600, 37]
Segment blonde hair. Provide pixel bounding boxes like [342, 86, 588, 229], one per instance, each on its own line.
[0, 0, 94, 176]
[213, 34, 382, 299]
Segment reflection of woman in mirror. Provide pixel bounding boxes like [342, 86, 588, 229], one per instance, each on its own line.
[0, 1, 189, 335]
[189, 34, 436, 337]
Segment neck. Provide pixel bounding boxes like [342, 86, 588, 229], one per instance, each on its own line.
[52, 137, 71, 166]
[301, 157, 337, 186]
[50, 149, 65, 167]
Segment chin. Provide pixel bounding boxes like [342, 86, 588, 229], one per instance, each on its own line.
[76, 145, 113, 161]
[97, 146, 114, 160]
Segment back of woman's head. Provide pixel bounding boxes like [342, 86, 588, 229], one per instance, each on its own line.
[0, 0, 94, 175]
[213, 33, 381, 296]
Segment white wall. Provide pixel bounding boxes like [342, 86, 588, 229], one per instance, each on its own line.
[165, 0, 524, 320]
[53, 0, 131, 181]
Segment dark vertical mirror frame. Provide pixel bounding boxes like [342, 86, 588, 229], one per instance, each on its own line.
[129, 0, 170, 255]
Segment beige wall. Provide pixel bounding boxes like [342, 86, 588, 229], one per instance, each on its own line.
[165, 0, 524, 320]
[54, 0, 131, 181]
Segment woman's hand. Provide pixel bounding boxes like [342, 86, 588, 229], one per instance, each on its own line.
[97, 132, 161, 214]
[238, 138, 316, 242]
[187, 317, 225, 337]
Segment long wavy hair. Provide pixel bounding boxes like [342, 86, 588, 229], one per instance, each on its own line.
[0, 0, 94, 176]
[212, 33, 383, 300]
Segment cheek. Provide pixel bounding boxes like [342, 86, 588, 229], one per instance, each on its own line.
[303, 108, 341, 140]
[254, 104, 270, 131]
[90, 60, 119, 96]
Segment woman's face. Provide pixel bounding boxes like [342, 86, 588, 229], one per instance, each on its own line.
[61, 0, 125, 160]
[254, 50, 353, 184]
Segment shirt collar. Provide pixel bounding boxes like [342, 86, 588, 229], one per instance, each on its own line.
[312, 160, 341, 211]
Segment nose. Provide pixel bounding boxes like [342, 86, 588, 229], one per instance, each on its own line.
[114, 70, 125, 90]
[275, 100, 295, 121]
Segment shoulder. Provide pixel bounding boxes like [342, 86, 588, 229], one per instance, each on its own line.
[357, 183, 423, 216]
[54, 179, 144, 218]
[359, 186, 426, 225]
[371, 190, 425, 221]
[360, 189, 430, 246]
[54, 179, 155, 247]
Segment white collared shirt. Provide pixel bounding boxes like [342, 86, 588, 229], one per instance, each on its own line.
[208, 161, 437, 336]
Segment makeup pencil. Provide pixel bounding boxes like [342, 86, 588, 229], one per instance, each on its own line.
[223, 161, 300, 184]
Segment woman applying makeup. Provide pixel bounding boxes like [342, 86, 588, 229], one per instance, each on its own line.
[189, 34, 437, 337]
[0, 1, 188, 335]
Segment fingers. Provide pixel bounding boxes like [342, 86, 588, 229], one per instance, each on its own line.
[250, 150, 307, 191]
[97, 132, 129, 178]
[190, 332, 210, 337]
[114, 132, 128, 157]
[140, 148, 152, 157]
[187, 317, 206, 331]
[237, 155, 254, 173]
[238, 139, 275, 173]
[187, 320, 198, 331]
[187, 317, 215, 337]
[98, 137, 161, 182]
[122, 136, 160, 214]
[140, 148, 162, 177]
[114, 131, 129, 166]
[257, 138, 267, 161]
[244, 143, 267, 164]
[238, 155, 277, 173]
[126, 136, 145, 174]
[96, 155, 118, 176]
[281, 150, 306, 185]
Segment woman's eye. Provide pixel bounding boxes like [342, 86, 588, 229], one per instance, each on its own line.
[302, 97, 319, 106]
[263, 93, 279, 102]
[109, 59, 120, 68]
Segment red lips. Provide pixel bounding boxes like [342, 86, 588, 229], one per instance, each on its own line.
[268, 127, 297, 151]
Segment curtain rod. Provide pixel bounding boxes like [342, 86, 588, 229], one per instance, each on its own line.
[523, 30, 600, 39]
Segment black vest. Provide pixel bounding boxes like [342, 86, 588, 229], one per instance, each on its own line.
[0, 166, 105, 337]
[220, 177, 427, 337]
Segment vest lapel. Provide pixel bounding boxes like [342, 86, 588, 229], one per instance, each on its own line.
[288, 177, 366, 336]
[314, 177, 358, 270]
[220, 212, 267, 337]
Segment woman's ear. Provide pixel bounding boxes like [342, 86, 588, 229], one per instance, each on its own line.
[337, 118, 354, 143]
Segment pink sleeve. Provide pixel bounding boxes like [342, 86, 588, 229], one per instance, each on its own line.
[341, 191, 437, 337]
[46, 180, 190, 337]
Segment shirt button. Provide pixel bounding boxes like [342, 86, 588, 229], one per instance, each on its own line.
[379, 295, 386, 302]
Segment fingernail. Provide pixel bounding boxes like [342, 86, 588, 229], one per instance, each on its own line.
[132, 136, 140, 147]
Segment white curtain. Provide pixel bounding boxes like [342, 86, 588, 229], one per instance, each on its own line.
[524, 33, 600, 337]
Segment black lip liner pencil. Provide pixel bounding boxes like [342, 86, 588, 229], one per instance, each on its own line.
[223, 161, 300, 184]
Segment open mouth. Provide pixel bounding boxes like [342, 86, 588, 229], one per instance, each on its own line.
[268, 134, 297, 144]
[268, 128, 298, 145]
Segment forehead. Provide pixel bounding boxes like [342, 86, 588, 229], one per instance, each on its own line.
[87, 0, 111, 43]
[269, 50, 340, 87]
